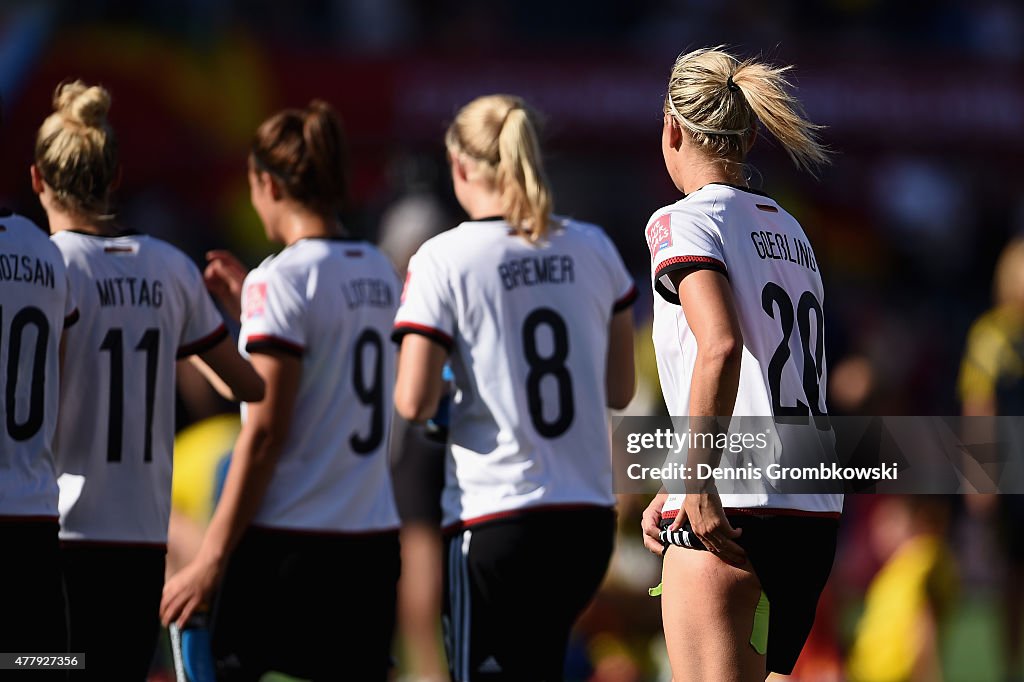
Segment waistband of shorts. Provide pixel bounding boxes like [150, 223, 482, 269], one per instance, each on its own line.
[443, 503, 615, 535]
[662, 507, 841, 521]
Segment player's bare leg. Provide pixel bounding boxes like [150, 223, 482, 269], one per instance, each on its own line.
[662, 546, 766, 682]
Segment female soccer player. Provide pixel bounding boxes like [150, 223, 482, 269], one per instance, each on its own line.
[0, 208, 76, 672]
[394, 94, 637, 681]
[638, 48, 838, 681]
[160, 100, 402, 681]
[32, 80, 265, 680]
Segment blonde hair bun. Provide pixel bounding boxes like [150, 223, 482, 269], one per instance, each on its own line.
[54, 80, 111, 129]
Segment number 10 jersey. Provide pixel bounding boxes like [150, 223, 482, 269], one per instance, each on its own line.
[647, 184, 842, 517]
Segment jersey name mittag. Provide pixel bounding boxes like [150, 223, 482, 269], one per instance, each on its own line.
[394, 217, 637, 528]
[52, 231, 227, 544]
[239, 239, 401, 534]
[0, 213, 77, 518]
[647, 184, 842, 518]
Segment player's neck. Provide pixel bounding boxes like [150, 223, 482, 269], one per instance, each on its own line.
[460, 191, 504, 222]
[278, 208, 342, 246]
[45, 208, 117, 237]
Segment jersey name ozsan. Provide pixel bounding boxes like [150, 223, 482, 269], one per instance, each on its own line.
[53, 231, 227, 543]
[0, 213, 76, 518]
[394, 217, 637, 528]
[648, 184, 842, 517]
[239, 238, 400, 533]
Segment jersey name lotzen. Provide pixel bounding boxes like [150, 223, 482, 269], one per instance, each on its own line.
[498, 255, 575, 292]
[750, 230, 817, 272]
[342, 278, 394, 309]
[96, 277, 164, 307]
[0, 252, 56, 289]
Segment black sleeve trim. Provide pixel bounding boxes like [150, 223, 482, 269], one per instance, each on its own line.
[391, 322, 453, 352]
[613, 285, 639, 313]
[177, 324, 229, 358]
[653, 257, 728, 306]
[64, 308, 80, 329]
[245, 334, 305, 358]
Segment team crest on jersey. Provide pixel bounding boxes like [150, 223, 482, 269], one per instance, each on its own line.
[646, 215, 673, 258]
[243, 282, 267, 320]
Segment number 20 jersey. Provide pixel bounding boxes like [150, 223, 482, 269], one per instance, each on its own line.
[52, 231, 227, 544]
[394, 217, 637, 528]
[238, 238, 400, 533]
[648, 184, 842, 517]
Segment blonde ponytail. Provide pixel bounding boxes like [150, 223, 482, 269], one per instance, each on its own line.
[665, 47, 830, 174]
[445, 95, 553, 243]
[35, 80, 118, 218]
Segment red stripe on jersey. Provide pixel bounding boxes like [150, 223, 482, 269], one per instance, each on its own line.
[443, 503, 613, 534]
[245, 334, 305, 357]
[392, 322, 453, 349]
[614, 284, 639, 312]
[177, 324, 229, 358]
[662, 506, 840, 521]
[655, 255, 727, 277]
[756, 204, 779, 213]
[64, 308, 80, 329]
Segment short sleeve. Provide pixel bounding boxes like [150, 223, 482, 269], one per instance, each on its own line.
[595, 229, 637, 313]
[645, 207, 727, 305]
[392, 247, 455, 351]
[177, 259, 228, 358]
[239, 269, 306, 358]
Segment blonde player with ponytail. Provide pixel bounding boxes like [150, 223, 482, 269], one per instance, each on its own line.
[638, 48, 837, 681]
[394, 95, 637, 681]
[33, 80, 265, 680]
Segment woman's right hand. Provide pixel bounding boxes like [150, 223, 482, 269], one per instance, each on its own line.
[641, 492, 670, 555]
[204, 250, 248, 321]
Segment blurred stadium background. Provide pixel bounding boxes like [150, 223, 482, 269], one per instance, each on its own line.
[3, 1, 1024, 680]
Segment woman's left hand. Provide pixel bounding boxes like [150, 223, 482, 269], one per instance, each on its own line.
[160, 556, 222, 628]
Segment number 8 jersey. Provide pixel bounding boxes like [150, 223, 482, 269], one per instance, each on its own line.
[394, 217, 637, 529]
[648, 184, 842, 517]
[53, 231, 228, 544]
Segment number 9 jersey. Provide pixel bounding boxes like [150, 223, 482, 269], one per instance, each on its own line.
[0, 213, 77, 518]
[647, 183, 841, 517]
[238, 238, 400, 533]
[394, 217, 637, 529]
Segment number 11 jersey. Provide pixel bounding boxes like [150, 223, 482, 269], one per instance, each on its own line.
[52, 231, 228, 544]
[648, 183, 842, 517]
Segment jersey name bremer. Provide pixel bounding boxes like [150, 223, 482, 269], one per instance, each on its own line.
[393, 217, 637, 529]
[648, 184, 842, 518]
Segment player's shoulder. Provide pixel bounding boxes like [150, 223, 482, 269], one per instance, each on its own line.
[3, 211, 60, 255]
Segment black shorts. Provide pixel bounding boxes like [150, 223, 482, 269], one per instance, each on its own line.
[444, 506, 615, 682]
[661, 511, 838, 675]
[389, 415, 445, 526]
[61, 542, 166, 681]
[0, 520, 67, 681]
[211, 526, 400, 681]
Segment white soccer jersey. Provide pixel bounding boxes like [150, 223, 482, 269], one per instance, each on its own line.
[0, 212, 76, 518]
[394, 217, 637, 528]
[648, 184, 842, 517]
[53, 231, 228, 544]
[239, 238, 400, 533]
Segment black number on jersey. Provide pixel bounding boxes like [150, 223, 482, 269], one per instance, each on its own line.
[99, 328, 160, 462]
[3, 306, 50, 441]
[350, 328, 384, 455]
[522, 308, 574, 438]
[761, 283, 826, 418]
